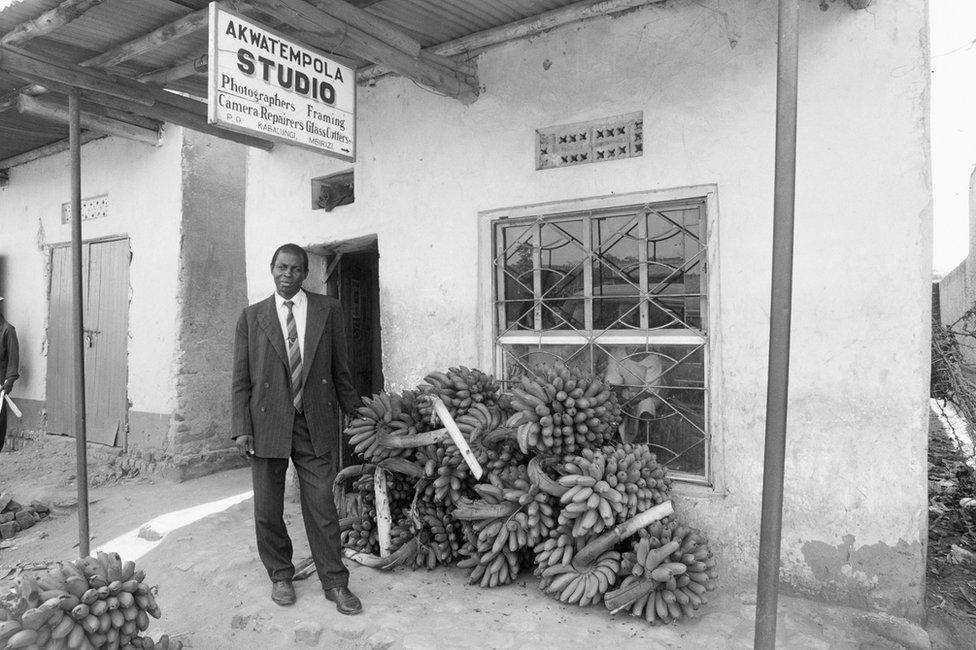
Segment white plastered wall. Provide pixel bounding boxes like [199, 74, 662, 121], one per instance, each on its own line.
[0, 129, 184, 420]
[243, 0, 931, 616]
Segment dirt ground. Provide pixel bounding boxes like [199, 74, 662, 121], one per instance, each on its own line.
[0, 441, 965, 649]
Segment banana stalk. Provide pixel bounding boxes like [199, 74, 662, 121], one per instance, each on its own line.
[378, 427, 449, 448]
[572, 501, 674, 570]
[527, 456, 568, 498]
[343, 538, 419, 569]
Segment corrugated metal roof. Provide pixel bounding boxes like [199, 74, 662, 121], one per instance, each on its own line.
[0, 0, 608, 165]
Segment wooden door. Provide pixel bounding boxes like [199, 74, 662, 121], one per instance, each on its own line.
[46, 239, 129, 445]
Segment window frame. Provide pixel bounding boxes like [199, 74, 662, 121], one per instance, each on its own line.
[477, 186, 720, 489]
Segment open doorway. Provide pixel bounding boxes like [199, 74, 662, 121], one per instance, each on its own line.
[305, 236, 383, 467]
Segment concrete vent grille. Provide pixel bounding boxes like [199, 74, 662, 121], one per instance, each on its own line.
[61, 194, 109, 224]
[536, 112, 643, 170]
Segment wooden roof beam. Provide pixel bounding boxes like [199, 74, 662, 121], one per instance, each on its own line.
[307, 0, 420, 57]
[0, 131, 104, 170]
[0, 0, 106, 47]
[247, 0, 477, 100]
[358, 0, 665, 84]
[16, 94, 160, 145]
[0, 46, 274, 150]
[138, 54, 208, 85]
[81, 8, 209, 70]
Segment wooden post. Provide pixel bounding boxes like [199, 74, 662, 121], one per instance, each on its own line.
[373, 467, 392, 557]
[68, 89, 91, 558]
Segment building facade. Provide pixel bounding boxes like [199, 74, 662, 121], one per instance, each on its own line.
[0, 0, 931, 620]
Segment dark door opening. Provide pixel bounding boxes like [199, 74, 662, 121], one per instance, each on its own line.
[305, 237, 382, 468]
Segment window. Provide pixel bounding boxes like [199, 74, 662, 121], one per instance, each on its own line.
[491, 198, 709, 482]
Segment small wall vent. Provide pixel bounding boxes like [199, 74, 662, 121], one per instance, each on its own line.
[61, 194, 109, 224]
[536, 112, 643, 170]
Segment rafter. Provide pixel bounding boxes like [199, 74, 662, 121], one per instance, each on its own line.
[0, 0, 106, 47]
[359, 0, 665, 83]
[246, 0, 476, 100]
[81, 8, 209, 70]
[17, 94, 160, 145]
[0, 132, 104, 170]
[0, 46, 274, 150]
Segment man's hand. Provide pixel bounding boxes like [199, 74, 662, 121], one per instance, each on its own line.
[235, 435, 254, 458]
[1, 379, 13, 394]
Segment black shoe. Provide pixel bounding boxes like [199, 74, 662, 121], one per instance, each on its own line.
[324, 586, 362, 615]
[271, 580, 296, 606]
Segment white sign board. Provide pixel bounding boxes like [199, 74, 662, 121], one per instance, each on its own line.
[207, 3, 355, 160]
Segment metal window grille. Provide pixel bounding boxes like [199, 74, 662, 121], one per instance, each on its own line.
[492, 199, 709, 482]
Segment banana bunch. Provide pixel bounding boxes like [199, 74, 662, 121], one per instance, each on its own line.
[416, 444, 476, 507]
[408, 498, 462, 570]
[421, 367, 501, 419]
[345, 393, 412, 462]
[340, 511, 378, 554]
[603, 444, 671, 517]
[538, 549, 621, 607]
[507, 363, 621, 455]
[531, 528, 578, 573]
[555, 450, 628, 537]
[472, 478, 555, 549]
[456, 540, 523, 589]
[606, 524, 717, 624]
[0, 553, 164, 650]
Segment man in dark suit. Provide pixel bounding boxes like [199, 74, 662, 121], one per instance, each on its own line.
[232, 243, 363, 615]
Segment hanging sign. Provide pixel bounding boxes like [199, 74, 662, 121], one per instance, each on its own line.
[207, 3, 356, 160]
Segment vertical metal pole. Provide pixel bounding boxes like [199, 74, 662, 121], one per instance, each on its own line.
[68, 89, 90, 558]
[754, 0, 799, 647]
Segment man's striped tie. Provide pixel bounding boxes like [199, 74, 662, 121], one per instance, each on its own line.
[284, 300, 303, 412]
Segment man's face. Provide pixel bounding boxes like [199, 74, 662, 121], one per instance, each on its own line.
[271, 251, 308, 298]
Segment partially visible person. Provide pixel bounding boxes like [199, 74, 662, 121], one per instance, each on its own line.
[0, 296, 20, 452]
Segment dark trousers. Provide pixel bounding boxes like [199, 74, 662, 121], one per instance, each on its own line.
[250, 411, 349, 589]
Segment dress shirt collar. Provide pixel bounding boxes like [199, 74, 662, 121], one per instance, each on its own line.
[274, 288, 307, 310]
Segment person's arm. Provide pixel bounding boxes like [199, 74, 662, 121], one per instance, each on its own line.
[2, 325, 19, 394]
[330, 303, 361, 416]
[231, 311, 254, 455]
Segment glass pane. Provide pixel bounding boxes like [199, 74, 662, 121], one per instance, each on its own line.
[596, 343, 706, 476]
[593, 297, 640, 330]
[539, 219, 585, 299]
[541, 299, 584, 330]
[496, 223, 534, 302]
[499, 301, 534, 331]
[592, 214, 640, 299]
[646, 207, 705, 330]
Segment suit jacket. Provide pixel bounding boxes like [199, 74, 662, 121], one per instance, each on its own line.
[231, 291, 360, 458]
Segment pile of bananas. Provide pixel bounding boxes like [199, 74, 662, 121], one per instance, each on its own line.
[606, 523, 717, 624]
[507, 363, 622, 454]
[0, 553, 173, 649]
[338, 363, 717, 627]
[420, 367, 501, 419]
